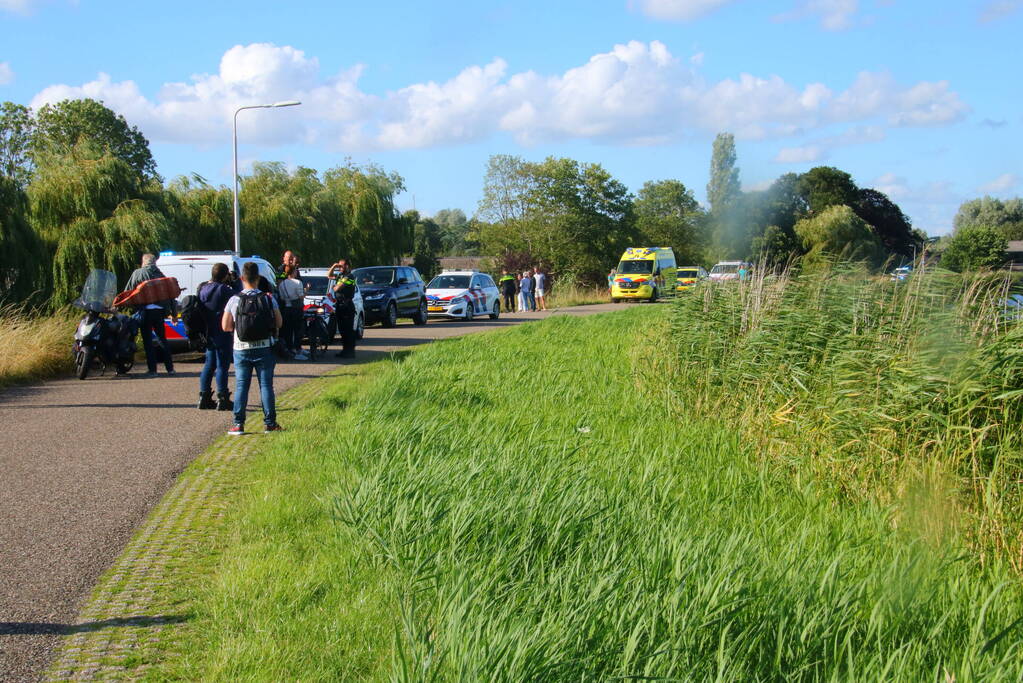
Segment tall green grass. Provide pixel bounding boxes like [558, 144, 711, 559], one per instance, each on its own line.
[669, 266, 1023, 566]
[164, 306, 1023, 681]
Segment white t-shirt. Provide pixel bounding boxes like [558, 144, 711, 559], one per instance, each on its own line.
[225, 289, 280, 350]
[534, 272, 546, 292]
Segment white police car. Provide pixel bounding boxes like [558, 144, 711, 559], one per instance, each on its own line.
[425, 270, 500, 320]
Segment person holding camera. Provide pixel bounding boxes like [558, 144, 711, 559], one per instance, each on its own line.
[329, 259, 358, 359]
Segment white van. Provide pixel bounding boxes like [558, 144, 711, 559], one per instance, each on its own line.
[155, 251, 278, 346]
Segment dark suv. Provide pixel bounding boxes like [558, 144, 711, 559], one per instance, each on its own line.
[351, 266, 428, 327]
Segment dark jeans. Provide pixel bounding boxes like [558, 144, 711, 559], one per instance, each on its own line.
[280, 305, 303, 352]
[140, 308, 173, 373]
[233, 346, 276, 427]
[503, 291, 515, 312]
[527, 292, 537, 311]
[199, 332, 232, 394]
[337, 309, 357, 353]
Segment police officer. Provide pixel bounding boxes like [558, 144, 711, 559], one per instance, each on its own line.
[330, 259, 358, 359]
[499, 268, 517, 313]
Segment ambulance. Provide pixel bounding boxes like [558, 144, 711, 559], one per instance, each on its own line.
[611, 247, 677, 303]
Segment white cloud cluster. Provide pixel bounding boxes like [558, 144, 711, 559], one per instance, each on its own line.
[29, 41, 970, 153]
[978, 173, 1020, 194]
[0, 62, 13, 86]
[873, 173, 958, 204]
[634, 0, 870, 30]
[980, 0, 1022, 23]
[774, 124, 886, 163]
[633, 0, 736, 21]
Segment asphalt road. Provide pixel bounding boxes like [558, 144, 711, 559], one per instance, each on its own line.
[0, 303, 621, 682]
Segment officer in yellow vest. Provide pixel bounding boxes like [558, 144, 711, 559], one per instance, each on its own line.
[330, 259, 358, 358]
[499, 269, 518, 313]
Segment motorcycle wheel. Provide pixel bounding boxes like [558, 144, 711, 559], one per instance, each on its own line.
[116, 360, 134, 375]
[77, 348, 95, 380]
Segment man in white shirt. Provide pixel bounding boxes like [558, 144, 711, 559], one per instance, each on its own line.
[533, 267, 548, 311]
[222, 262, 284, 435]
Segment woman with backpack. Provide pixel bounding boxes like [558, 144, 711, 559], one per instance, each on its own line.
[197, 263, 236, 410]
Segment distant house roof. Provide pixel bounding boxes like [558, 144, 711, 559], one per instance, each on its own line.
[1007, 240, 1023, 254]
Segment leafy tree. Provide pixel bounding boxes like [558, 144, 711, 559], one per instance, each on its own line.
[796, 166, 858, 215]
[707, 133, 740, 216]
[941, 225, 1007, 272]
[433, 208, 475, 255]
[163, 174, 233, 252]
[953, 197, 1023, 240]
[0, 102, 34, 188]
[32, 98, 158, 181]
[853, 188, 916, 257]
[794, 205, 884, 268]
[477, 155, 635, 284]
[406, 210, 443, 279]
[27, 143, 169, 305]
[744, 173, 808, 263]
[0, 176, 44, 302]
[634, 180, 707, 265]
[751, 224, 801, 265]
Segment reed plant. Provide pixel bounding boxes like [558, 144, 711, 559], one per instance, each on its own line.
[0, 304, 74, 387]
[668, 264, 1023, 568]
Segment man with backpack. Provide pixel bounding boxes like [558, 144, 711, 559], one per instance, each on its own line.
[222, 262, 284, 435]
[194, 263, 235, 411]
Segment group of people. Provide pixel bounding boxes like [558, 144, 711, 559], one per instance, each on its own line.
[124, 250, 360, 436]
[499, 267, 548, 313]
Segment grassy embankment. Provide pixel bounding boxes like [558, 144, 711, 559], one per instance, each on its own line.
[153, 292, 1023, 680]
[545, 282, 609, 308]
[0, 305, 74, 387]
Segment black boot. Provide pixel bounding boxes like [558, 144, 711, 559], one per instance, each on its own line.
[216, 391, 232, 411]
[198, 390, 216, 410]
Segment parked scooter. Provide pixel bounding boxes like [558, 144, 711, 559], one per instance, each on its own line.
[72, 269, 140, 379]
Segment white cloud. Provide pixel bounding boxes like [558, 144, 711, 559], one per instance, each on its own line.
[0, 62, 13, 85]
[29, 41, 971, 152]
[873, 173, 958, 204]
[0, 0, 33, 12]
[978, 173, 1020, 194]
[777, 0, 860, 30]
[775, 145, 825, 163]
[633, 0, 737, 21]
[980, 0, 1022, 22]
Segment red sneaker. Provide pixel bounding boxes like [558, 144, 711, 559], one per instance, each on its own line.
[264, 423, 284, 433]
[227, 424, 244, 436]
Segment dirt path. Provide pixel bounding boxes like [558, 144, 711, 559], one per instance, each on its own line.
[0, 304, 621, 681]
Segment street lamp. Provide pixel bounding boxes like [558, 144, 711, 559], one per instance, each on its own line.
[232, 100, 302, 255]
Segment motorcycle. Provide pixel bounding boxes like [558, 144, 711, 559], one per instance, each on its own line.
[302, 301, 335, 360]
[72, 269, 140, 379]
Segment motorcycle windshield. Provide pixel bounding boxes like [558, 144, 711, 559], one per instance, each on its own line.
[75, 269, 118, 312]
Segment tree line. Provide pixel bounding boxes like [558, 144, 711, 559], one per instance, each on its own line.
[0, 99, 408, 308]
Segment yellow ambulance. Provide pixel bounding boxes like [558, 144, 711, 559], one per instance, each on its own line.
[611, 247, 677, 303]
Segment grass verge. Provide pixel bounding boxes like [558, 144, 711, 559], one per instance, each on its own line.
[0, 305, 74, 387]
[144, 305, 1022, 680]
[546, 282, 609, 308]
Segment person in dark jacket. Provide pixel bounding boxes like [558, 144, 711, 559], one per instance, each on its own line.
[197, 263, 235, 410]
[124, 253, 175, 377]
[499, 269, 517, 313]
[330, 259, 358, 359]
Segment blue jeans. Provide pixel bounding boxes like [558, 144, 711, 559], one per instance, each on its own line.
[527, 292, 537, 311]
[232, 346, 276, 427]
[199, 333, 232, 394]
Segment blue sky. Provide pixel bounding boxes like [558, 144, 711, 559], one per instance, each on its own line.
[1, 0, 1020, 235]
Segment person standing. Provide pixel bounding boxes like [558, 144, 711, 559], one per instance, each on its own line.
[608, 268, 617, 294]
[533, 267, 548, 311]
[499, 269, 517, 313]
[277, 264, 307, 360]
[330, 259, 358, 359]
[518, 271, 532, 313]
[277, 250, 301, 284]
[222, 261, 284, 435]
[525, 269, 537, 311]
[125, 253, 176, 378]
[197, 263, 235, 410]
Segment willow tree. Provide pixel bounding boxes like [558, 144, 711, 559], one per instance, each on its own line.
[322, 163, 407, 267]
[0, 176, 45, 303]
[164, 175, 234, 253]
[28, 144, 169, 305]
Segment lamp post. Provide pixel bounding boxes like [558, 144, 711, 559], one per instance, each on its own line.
[232, 100, 302, 255]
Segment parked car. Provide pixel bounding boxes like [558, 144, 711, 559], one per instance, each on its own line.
[676, 266, 709, 292]
[155, 251, 277, 348]
[351, 265, 428, 327]
[425, 270, 501, 320]
[890, 266, 912, 282]
[299, 267, 365, 340]
[709, 261, 753, 282]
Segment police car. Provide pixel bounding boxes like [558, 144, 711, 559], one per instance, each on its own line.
[425, 270, 501, 320]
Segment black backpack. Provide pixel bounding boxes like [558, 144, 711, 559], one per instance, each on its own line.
[235, 293, 273, 342]
[178, 294, 208, 351]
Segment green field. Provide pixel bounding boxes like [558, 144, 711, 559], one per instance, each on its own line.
[156, 296, 1023, 681]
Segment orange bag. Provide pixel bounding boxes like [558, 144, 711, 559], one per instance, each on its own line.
[113, 277, 182, 308]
